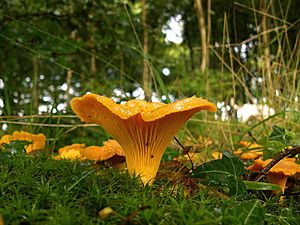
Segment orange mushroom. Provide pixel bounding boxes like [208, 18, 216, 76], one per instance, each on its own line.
[234, 150, 263, 160]
[0, 131, 46, 154]
[71, 93, 217, 185]
[234, 141, 263, 160]
[54, 140, 125, 163]
[56, 148, 84, 160]
[247, 158, 300, 193]
[54, 143, 86, 160]
[57, 143, 85, 155]
[211, 151, 222, 160]
[80, 139, 125, 161]
[239, 141, 262, 149]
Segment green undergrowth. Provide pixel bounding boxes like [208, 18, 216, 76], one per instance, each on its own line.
[1, 155, 299, 225]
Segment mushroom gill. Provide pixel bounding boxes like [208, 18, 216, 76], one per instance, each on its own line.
[71, 93, 217, 185]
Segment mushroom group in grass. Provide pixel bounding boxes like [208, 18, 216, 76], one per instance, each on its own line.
[234, 141, 263, 160]
[54, 140, 125, 163]
[248, 158, 300, 194]
[71, 93, 217, 185]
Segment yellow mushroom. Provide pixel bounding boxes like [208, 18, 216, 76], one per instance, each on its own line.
[0, 131, 46, 154]
[234, 141, 263, 160]
[71, 93, 216, 185]
[248, 158, 300, 194]
[54, 140, 125, 163]
[80, 139, 125, 161]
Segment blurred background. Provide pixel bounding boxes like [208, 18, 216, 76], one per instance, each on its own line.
[0, 0, 299, 149]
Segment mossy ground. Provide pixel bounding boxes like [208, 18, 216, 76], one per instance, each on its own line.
[1, 154, 299, 225]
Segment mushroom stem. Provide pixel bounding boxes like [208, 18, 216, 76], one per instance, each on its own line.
[117, 112, 196, 185]
[267, 173, 288, 194]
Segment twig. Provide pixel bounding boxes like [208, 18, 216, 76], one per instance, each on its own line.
[0, 120, 98, 127]
[173, 136, 184, 149]
[174, 136, 194, 171]
[247, 131, 258, 144]
[255, 146, 300, 182]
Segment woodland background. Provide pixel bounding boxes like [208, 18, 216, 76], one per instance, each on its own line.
[0, 0, 299, 150]
[0, 1, 300, 224]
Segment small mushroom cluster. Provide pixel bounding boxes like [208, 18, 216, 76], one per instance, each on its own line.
[71, 93, 217, 185]
[54, 139, 125, 163]
[234, 141, 263, 160]
[0, 131, 46, 154]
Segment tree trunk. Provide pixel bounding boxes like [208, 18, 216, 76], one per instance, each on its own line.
[66, 70, 72, 104]
[142, 0, 151, 101]
[207, 0, 211, 69]
[89, 31, 96, 75]
[194, 0, 207, 72]
[261, 0, 272, 91]
[65, 30, 76, 104]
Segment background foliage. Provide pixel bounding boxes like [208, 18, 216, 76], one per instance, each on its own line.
[0, 1, 300, 224]
[0, 0, 299, 147]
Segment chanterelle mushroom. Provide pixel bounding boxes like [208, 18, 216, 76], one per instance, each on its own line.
[0, 131, 46, 154]
[71, 94, 216, 185]
[248, 158, 300, 193]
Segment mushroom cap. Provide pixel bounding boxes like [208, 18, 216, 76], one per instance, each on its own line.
[0, 131, 46, 154]
[247, 158, 265, 171]
[56, 140, 125, 161]
[70, 94, 217, 122]
[237, 151, 262, 160]
[248, 158, 300, 176]
[234, 141, 263, 160]
[80, 139, 124, 161]
[57, 148, 84, 160]
[234, 149, 263, 160]
[239, 141, 262, 149]
[266, 158, 300, 176]
[58, 143, 85, 155]
[71, 93, 217, 185]
[211, 151, 222, 160]
[247, 157, 300, 194]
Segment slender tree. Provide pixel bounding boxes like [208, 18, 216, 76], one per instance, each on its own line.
[194, 0, 207, 72]
[142, 0, 151, 100]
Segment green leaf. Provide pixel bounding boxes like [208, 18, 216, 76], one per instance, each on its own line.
[243, 181, 281, 191]
[268, 125, 295, 145]
[192, 151, 246, 196]
[222, 199, 265, 225]
[0, 140, 30, 155]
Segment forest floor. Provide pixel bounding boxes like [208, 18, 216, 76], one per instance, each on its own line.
[1, 152, 299, 225]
